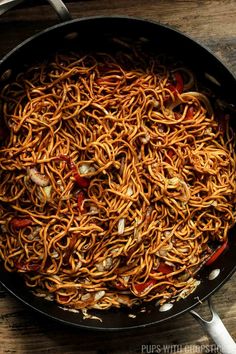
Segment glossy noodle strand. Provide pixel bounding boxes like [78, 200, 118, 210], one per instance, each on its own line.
[0, 47, 235, 310]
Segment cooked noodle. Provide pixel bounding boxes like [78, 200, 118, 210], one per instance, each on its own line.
[0, 44, 235, 310]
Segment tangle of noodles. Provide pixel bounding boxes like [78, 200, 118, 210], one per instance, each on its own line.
[0, 43, 235, 311]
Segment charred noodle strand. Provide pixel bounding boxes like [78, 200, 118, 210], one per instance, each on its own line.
[0, 48, 235, 311]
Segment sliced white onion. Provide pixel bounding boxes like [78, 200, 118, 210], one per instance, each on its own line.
[89, 205, 99, 215]
[117, 295, 133, 306]
[140, 308, 146, 313]
[165, 261, 175, 267]
[167, 177, 190, 203]
[96, 262, 104, 272]
[128, 314, 136, 318]
[96, 257, 113, 272]
[43, 185, 52, 200]
[60, 307, 80, 313]
[44, 294, 54, 301]
[118, 218, 125, 235]
[104, 257, 113, 269]
[159, 303, 173, 312]
[79, 164, 90, 174]
[189, 220, 195, 228]
[56, 180, 64, 192]
[94, 290, 105, 301]
[51, 251, 59, 258]
[168, 91, 213, 116]
[168, 177, 180, 186]
[177, 288, 189, 299]
[178, 279, 201, 300]
[28, 168, 49, 187]
[178, 273, 190, 282]
[0, 224, 7, 233]
[190, 256, 198, 264]
[179, 247, 189, 253]
[157, 123, 165, 132]
[79, 163, 95, 175]
[158, 248, 168, 256]
[205, 127, 213, 135]
[110, 248, 121, 256]
[204, 72, 221, 87]
[153, 99, 159, 107]
[75, 260, 82, 270]
[119, 157, 125, 176]
[122, 275, 130, 285]
[126, 186, 134, 197]
[0, 69, 12, 82]
[140, 133, 150, 144]
[82, 309, 103, 322]
[34, 291, 47, 298]
[208, 268, 220, 280]
[81, 293, 91, 301]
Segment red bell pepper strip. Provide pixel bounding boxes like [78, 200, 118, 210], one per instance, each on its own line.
[58, 154, 71, 165]
[185, 106, 194, 120]
[205, 241, 228, 266]
[174, 72, 184, 93]
[168, 71, 184, 95]
[133, 279, 157, 294]
[15, 262, 40, 272]
[74, 173, 90, 188]
[58, 155, 90, 188]
[10, 218, 32, 229]
[58, 295, 70, 302]
[157, 262, 173, 275]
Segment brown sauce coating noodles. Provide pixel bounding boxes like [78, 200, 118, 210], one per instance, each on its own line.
[0, 46, 235, 310]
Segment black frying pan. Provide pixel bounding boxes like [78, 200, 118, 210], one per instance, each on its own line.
[0, 1, 236, 351]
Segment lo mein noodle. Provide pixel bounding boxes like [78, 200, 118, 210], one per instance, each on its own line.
[0, 44, 235, 311]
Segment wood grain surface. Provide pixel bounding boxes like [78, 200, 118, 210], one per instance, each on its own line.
[0, 1, 236, 353]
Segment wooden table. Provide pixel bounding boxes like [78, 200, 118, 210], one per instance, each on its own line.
[0, 1, 236, 353]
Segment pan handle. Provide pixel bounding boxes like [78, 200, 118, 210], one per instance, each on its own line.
[47, 0, 72, 21]
[0, 0, 24, 15]
[0, 0, 72, 21]
[190, 298, 236, 354]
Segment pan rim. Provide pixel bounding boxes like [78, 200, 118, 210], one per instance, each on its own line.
[0, 14, 235, 81]
[0, 14, 236, 331]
